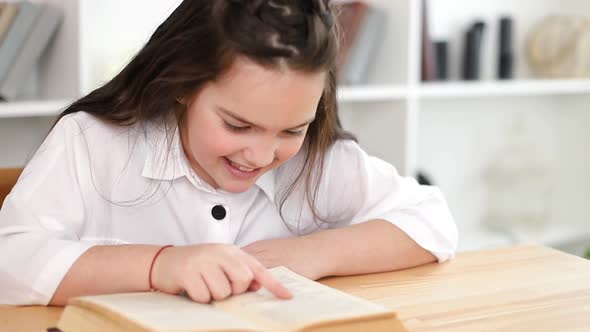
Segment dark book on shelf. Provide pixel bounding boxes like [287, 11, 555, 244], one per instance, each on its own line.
[497, 16, 514, 79]
[421, 0, 436, 81]
[0, 3, 63, 101]
[434, 40, 448, 80]
[461, 21, 486, 80]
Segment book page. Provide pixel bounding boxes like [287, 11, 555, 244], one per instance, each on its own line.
[214, 266, 394, 331]
[72, 292, 258, 331]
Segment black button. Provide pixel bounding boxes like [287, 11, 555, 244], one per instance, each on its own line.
[211, 205, 226, 220]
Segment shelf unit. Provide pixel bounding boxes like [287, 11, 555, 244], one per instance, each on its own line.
[1, 0, 589, 254]
[337, 85, 408, 103]
[0, 99, 70, 118]
[419, 80, 590, 98]
[4, 79, 590, 117]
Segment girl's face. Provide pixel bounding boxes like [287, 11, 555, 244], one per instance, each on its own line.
[180, 58, 326, 193]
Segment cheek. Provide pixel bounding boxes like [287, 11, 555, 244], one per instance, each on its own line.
[188, 119, 237, 159]
[276, 138, 305, 162]
[199, 130, 236, 158]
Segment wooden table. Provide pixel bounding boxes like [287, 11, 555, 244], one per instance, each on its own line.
[2, 245, 590, 331]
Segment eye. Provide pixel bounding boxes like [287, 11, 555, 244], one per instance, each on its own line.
[224, 121, 250, 132]
[284, 128, 306, 136]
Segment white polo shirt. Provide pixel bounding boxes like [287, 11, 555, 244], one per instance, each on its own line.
[0, 111, 458, 305]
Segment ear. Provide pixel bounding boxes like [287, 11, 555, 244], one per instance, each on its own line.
[177, 89, 200, 106]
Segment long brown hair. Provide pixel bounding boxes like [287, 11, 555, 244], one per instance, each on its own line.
[56, 0, 354, 227]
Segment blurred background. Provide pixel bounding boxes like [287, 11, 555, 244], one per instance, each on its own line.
[0, 0, 588, 258]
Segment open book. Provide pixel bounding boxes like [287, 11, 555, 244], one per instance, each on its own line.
[57, 266, 407, 332]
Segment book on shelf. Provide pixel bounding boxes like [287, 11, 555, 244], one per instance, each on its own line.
[434, 40, 449, 80]
[0, 3, 18, 44]
[335, 1, 368, 76]
[0, 1, 41, 88]
[0, 3, 62, 101]
[56, 266, 407, 332]
[334, 1, 386, 85]
[0, 1, 62, 102]
[497, 16, 514, 79]
[462, 21, 486, 80]
[421, 0, 436, 81]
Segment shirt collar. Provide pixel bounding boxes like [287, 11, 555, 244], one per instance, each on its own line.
[255, 169, 276, 203]
[141, 121, 276, 201]
[141, 122, 185, 182]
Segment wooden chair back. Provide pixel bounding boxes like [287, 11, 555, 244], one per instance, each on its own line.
[0, 168, 23, 208]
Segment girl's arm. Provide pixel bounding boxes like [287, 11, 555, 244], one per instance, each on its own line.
[246, 140, 457, 280]
[242, 220, 436, 280]
[49, 245, 159, 306]
[50, 244, 292, 306]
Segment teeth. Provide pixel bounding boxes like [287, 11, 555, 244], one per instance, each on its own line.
[230, 160, 255, 172]
[238, 165, 253, 172]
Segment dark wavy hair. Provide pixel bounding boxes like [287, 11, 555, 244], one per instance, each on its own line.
[55, 0, 354, 227]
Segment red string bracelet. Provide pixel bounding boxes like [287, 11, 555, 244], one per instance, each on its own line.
[149, 245, 174, 291]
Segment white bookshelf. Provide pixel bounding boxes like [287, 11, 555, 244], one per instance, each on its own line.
[419, 80, 590, 99]
[337, 85, 408, 102]
[4, 79, 590, 117]
[1, 0, 589, 255]
[0, 99, 69, 118]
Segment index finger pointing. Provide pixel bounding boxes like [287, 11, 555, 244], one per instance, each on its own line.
[247, 261, 293, 300]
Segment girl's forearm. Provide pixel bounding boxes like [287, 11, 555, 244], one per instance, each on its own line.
[49, 245, 161, 306]
[306, 220, 437, 278]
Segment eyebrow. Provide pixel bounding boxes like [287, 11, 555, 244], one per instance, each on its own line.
[217, 107, 316, 130]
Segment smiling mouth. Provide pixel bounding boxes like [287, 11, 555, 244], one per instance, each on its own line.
[227, 158, 257, 172]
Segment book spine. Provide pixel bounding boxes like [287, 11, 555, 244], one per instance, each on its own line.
[421, 0, 436, 81]
[342, 5, 386, 85]
[434, 40, 448, 80]
[0, 2, 41, 87]
[0, 4, 19, 44]
[462, 21, 486, 80]
[497, 16, 514, 79]
[0, 4, 62, 101]
[335, 2, 368, 83]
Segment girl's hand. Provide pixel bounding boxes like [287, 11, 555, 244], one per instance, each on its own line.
[150, 244, 292, 303]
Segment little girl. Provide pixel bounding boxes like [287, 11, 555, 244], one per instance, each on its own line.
[0, 0, 457, 306]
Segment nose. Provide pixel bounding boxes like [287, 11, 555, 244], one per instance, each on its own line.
[243, 137, 277, 168]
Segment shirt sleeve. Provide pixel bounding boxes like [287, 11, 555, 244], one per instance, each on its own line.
[282, 140, 458, 262]
[0, 115, 95, 305]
